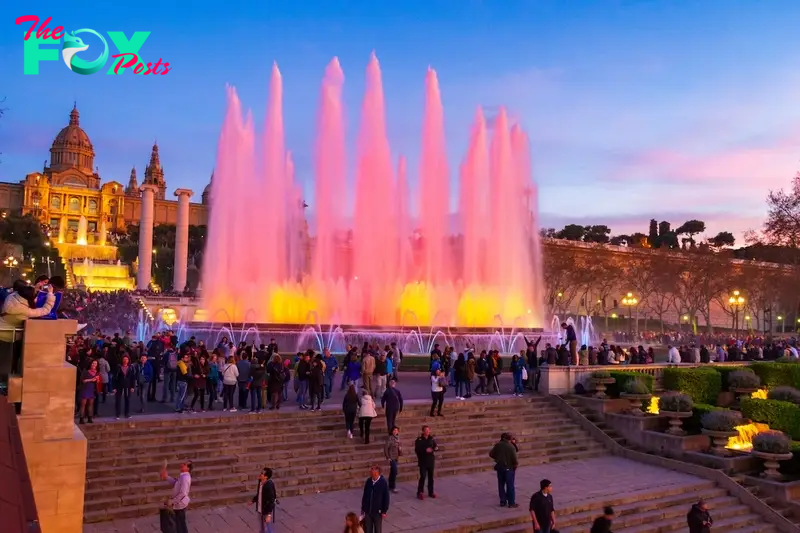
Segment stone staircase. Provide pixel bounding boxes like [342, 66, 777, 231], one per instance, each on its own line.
[732, 475, 800, 528]
[561, 394, 646, 451]
[81, 396, 606, 523]
[452, 478, 776, 533]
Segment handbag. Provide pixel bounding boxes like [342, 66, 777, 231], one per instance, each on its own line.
[521, 367, 528, 381]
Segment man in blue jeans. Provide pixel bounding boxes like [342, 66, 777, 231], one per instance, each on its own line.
[295, 352, 311, 409]
[529, 478, 555, 533]
[489, 432, 518, 507]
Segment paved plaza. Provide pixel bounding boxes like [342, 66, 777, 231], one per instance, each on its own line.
[83, 456, 705, 533]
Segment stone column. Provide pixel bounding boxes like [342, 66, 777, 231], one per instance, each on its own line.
[136, 184, 158, 290]
[172, 189, 193, 292]
[17, 319, 86, 533]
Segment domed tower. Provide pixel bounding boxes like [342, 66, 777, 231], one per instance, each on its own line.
[143, 142, 166, 200]
[125, 166, 139, 196]
[48, 104, 100, 187]
[201, 170, 213, 205]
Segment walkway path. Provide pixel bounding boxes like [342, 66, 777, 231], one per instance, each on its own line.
[83, 456, 705, 533]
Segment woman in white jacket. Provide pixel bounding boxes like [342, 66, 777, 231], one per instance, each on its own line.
[0, 285, 54, 377]
[357, 388, 378, 444]
[220, 356, 239, 411]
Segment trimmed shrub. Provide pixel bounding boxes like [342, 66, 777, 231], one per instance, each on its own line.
[591, 370, 611, 379]
[659, 393, 693, 413]
[700, 409, 742, 432]
[685, 403, 724, 434]
[750, 362, 800, 389]
[662, 367, 722, 404]
[752, 431, 791, 455]
[623, 379, 650, 395]
[713, 366, 753, 392]
[767, 386, 800, 405]
[607, 371, 654, 398]
[728, 370, 761, 390]
[741, 397, 800, 440]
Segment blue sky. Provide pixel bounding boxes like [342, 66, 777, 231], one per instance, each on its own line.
[2, 0, 800, 242]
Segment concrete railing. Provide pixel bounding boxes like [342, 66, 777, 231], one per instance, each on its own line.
[547, 394, 798, 533]
[540, 362, 750, 394]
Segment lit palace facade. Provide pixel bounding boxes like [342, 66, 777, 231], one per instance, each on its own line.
[0, 105, 211, 242]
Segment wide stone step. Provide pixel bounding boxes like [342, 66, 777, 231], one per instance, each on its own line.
[84, 411, 557, 451]
[86, 435, 600, 492]
[85, 441, 603, 502]
[86, 425, 592, 473]
[83, 448, 607, 522]
[411, 481, 720, 533]
[614, 511, 768, 533]
[81, 404, 553, 441]
[81, 396, 549, 434]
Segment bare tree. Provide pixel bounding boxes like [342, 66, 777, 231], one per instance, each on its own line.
[542, 243, 581, 316]
[763, 172, 800, 248]
[643, 261, 680, 333]
[674, 250, 727, 333]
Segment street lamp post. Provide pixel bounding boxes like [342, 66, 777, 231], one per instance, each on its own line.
[621, 292, 638, 337]
[728, 290, 745, 338]
[778, 315, 785, 334]
[3, 256, 19, 279]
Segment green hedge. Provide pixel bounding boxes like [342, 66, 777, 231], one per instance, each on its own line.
[740, 397, 800, 440]
[684, 402, 725, 434]
[750, 362, 800, 389]
[662, 368, 721, 404]
[607, 371, 655, 398]
[712, 366, 754, 392]
[781, 441, 800, 476]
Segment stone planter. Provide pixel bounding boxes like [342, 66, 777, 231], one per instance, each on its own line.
[701, 429, 739, 456]
[660, 410, 692, 436]
[751, 450, 793, 480]
[620, 393, 652, 416]
[592, 377, 615, 399]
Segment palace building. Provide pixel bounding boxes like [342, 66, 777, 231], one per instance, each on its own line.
[0, 104, 211, 243]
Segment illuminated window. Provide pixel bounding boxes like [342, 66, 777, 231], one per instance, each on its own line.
[68, 197, 80, 212]
[50, 196, 61, 210]
[88, 199, 98, 215]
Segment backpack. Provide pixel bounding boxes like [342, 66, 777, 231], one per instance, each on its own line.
[166, 351, 178, 370]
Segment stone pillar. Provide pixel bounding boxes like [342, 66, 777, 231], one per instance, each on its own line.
[17, 319, 85, 533]
[137, 184, 158, 290]
[172, 189, 193, 292]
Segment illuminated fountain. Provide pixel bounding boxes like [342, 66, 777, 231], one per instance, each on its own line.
[57, 217, 66, 244]
[76, 216, 88, 246]
[192, 53, 544, 350]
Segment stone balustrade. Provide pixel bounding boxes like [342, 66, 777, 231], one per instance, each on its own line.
[541, 361, 750, 395]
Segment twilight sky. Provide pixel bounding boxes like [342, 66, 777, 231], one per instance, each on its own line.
[1, 0, 799, 242]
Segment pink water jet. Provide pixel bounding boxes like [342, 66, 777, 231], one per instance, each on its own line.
[201, 54, 543, 328]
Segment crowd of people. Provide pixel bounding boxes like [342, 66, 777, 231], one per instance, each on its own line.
[60, 289, 139, 334]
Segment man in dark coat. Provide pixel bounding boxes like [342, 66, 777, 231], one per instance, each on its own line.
[380, 379, 404, 434]
[251, 467, 277, 532]
[361, 465, 390, 533]
[687, 500, 712, 533]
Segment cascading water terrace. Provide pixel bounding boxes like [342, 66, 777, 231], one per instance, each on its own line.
[201, 53, 544, 328]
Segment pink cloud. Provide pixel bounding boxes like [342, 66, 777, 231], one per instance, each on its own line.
[607, 128, 800, 190]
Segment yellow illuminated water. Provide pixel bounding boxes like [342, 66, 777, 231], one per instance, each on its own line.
[647, 396, 660, 414]
[751, 388, 768, 400]
[203, 280, 541, 327]
[727, 422, 770, 450]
